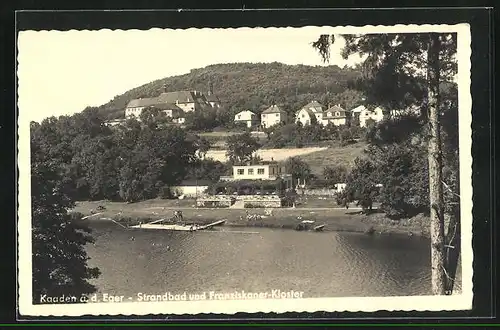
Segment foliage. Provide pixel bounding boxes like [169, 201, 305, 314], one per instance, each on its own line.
[264, 121, 354, 149]
[281, 189, 299, 207]
[185, 159, 231, 183]
[225, 132, 261, 164]
[31, 110, 199, 203]
[313, 33, 459, 218]
[285, 157, 312, 185]
[184, 107, 219, 131]
[323, 165, 349, 185]
[31, 132, 100, 303]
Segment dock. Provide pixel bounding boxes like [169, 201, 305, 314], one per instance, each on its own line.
[130, 219, 226, 231]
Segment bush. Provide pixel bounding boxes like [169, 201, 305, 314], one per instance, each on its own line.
[244, 203, 262, 208]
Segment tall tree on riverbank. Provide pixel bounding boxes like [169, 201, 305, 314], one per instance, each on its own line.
[225, 132, 261, 164]
[31, 125, 100, 303]
[313, 33, 457, 295]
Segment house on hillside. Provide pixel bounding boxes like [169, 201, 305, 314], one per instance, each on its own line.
[350, 105, 385, 127]
[261, 105, 287, 128]
[125, 101, 186, 123]
[322, 104, 350, 126]
[295, 100, 324, 126]
[219, 162, 293, 190]
[234, 110, 258, 128]
[125, 90, 211, 121]
[155, 90, 209, 113]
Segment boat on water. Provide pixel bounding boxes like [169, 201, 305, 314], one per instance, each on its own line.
[295, 220, 326, 232]
[130, 219, 226, 232]
[313, 224, 326, 232]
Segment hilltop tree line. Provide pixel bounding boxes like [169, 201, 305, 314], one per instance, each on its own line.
[96, 62, 365, 125]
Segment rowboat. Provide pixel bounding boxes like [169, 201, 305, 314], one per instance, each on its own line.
[295, 220, 326, 232]
[313, 224, 326, 231]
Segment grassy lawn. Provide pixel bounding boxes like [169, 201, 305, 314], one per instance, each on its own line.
[205, 146, 328, 163]
[203, 141, 366, 173]
[295, 196, 339, 208]
[299, 141, 367, 175]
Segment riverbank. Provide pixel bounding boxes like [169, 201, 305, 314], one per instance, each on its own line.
[73, 200, 430, 237]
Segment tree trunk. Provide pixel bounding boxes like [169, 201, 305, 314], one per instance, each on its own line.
[427, 33, 447, 295]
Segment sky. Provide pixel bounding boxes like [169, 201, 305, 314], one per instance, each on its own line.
[17, 27, 364, 122]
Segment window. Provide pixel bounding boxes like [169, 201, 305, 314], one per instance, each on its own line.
[237, 169, 244, 175]
[257, 168, 265, 175]
[248, 168, 254, 175]
[276, 113, 279, 117]
[335, 111, 340, 117]
[301, 114, 305, 118]
[328, 112, 332, 117]
[238, 115, 241, 119]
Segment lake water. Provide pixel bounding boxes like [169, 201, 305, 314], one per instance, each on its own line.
[85, 221, 432, 299]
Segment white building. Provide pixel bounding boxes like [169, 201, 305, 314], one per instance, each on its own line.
[350, 105, 385, 127]
[295, 101, 324, 126]
[220, 162, 293, 190]
[125, 90, 212, 120]
[170, 180, 212, 198]
[234, 110, 258, 128]
[261, 105, 287, 128]
[125, 102, 186, 123]
[321, 104, 350, 126]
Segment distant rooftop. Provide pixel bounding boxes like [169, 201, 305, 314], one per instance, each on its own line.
[126, 90, 207, 108]
[301, 100, 324, 113]
[262, 105, 285, 114]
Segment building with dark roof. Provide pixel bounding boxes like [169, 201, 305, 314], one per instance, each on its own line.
[125, 90, 214, 121]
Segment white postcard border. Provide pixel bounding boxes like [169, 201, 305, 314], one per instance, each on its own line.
[17, 23, 473, 316]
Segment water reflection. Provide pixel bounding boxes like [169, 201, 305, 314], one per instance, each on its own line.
[86, 222, 432, 298]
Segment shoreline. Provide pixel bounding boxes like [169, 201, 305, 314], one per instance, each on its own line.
[73, 201, 430, 237]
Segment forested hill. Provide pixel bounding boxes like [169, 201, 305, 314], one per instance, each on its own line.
[96, 62, 363, 120]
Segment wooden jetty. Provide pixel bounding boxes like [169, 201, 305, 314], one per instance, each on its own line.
[130, 219, 226, 232]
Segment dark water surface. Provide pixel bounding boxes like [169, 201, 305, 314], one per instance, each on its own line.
[85, 221, 432, 298]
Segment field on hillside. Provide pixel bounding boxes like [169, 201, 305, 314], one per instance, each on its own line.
[204, 141, 367, 174]
[300, 142, 367, 174]
[205, 147, 328, 162]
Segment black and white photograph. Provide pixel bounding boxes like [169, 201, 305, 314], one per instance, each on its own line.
[17, 22, 473, 316]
